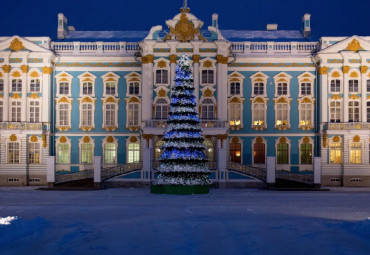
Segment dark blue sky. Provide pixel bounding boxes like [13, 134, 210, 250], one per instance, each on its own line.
[0, 0, 369, 39]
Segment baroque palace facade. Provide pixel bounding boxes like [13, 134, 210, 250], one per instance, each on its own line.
[1, 6, 370, 187]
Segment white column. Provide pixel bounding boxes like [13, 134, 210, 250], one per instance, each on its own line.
[142, 136, 152, 180]
[266, 156, 276, 188]
[313, 157, 321, 188]
[94, 156, 102, 187]
[319, 67, 328, 123]
[21, 65, 28, 122]
[42, 67, 52, 123]
[141, 55, 154, 121]
[361, 68, 367, 122]
[46, 156, 55, 187]
[193, 55, 200, 105]
[343, 67, 349, 123]
[216, 57, 223, 120]
[221, 60, 228, 121]
[2, 65, 10, 121]
[217, 137, 227, 180]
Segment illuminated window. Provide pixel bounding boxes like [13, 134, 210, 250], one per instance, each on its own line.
[277, 143, 289, 164]
[128, 143, 140, 163]
[350, 142, 362, 164]
[299, 103, 312, 126]
[253, 143, 265, 164]
[57, 143, 69, 164]
[8, 142, 20, 164]
[28, 142, 40, 164]
[81, 144, 93, 164]
[204, 139, 214, 162]
[330, 142, 341, 164]
[253, 103, 265, 127]
[276, 103, 288, 126]
[230, 142, 241, 163]
[300, 143, 312, 164]
[229, 103, 241, 126]
[330, 101, 341, 123]
[155, 140, 165, 161]
[104, 143, 116, 164]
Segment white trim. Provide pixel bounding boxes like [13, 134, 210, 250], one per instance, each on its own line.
[78, 72, 97, 97]
[251, 97, 268, 130]
[297, 71, 315, 97]
[126, 138, 141, 163]
[55, 71, 73, 97]
[273, 72, 292, 97]
[250, 71, 268, 97]
[102, 136, 118, 165]
[102, 72, 120, 97]
[298, 137, 314, 171]
[251, 137, 267, 167]
[125, 72, 141, 97]
[78, 137, 95, 167]
[153, 58, 170, 87]
[199, 57, 216, 87]
[275, 137, 291, 170]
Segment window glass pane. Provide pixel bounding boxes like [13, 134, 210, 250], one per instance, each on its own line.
[350, 142, 362, 164]
[8, 142, 20, 163]
[81, 144, 93, 164]
[277, 143, 289, 164]
[104, 143, 116, 164]
[128, 143, 140, 163]
[28, 142, 40, 164]
[330, 142, 341, 164]
[254, 143, 265, 164]
[230, 143, 241, 163]
[57, 143, 69, 164]
[300, 143, 312, 164]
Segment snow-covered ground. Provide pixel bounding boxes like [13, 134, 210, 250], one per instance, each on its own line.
[0, 187, 369, 255]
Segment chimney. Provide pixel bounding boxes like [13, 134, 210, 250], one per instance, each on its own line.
[267, 24, 278, 31]
[212, 13, 218, 28]
[302, 13, 311, 37]
[57, 13, 68, 40]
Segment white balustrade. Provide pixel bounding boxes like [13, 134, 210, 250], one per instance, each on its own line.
[103, 42, 120, 52]
[52, 41, 139, 54]
[231, 41, 318, 54]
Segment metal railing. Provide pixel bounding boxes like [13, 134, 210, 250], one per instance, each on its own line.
[227, 162, 267, 181]
[143, 119, 228, 129]
[55, 169, 94, 184]
[275, 170, 313, 185]
[0, 122, 45, 130]
[101, 162, 142, 181]
[326, 122, 370, 130]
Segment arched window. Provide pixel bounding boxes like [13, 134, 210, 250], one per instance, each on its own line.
[253, 142, 265, 164]
[128, 143, 140, 163]
[204, 139, 214, 162]
[330, 141, 341, 164]
[28, 140, 41, 164]
[277, 143, 289, 164]
[350, 142, 362, 164]
[330, 101, 341, 123]
[154, 98, 168, 120]
[300, 143, 312, 164]
[201, 98, 215, 120]
[229, 102, 241, 126]
[57, 143, 70, 164]
[349, 101, 360, 122]
[81, 143, 93, 164]
[253, 103, 265, 127]
[230, 142, 241, 163]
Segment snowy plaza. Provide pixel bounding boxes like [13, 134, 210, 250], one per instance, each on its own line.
[0, 187, 369, 254]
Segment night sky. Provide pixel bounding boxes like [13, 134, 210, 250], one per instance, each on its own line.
[0, 0, 369, 39]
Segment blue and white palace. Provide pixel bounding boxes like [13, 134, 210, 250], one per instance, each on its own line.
[1, 3, 370, 187]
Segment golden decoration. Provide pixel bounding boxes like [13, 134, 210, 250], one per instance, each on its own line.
[331, 71, 341, 78]
[301, 79, 311, 82]
[81, 97, 93, 103]
[128, 97, 140, 103]
[58, 72, 69, 77]
[82, 73, 92, 77]
[158, 89, 167, 97]
[129, 126, 140, 131]
[9, 38, 25, 51]
[30, 135, 38, 142]
[57, 127, 71, 132]
[353, 135, 360, 143]
[301, 97, 313, 104]
[81, 126, 94, 132]
[0, 94, 3, 98]
[143, 134, 154, 147]
[360, 66, 368, 74]
[276, 97, 288, 104]
[350, 72, 359, 78]
[231, 137, 239, 144]
[230, 78, 240, 82]
[12, 71, 21, 77]
[103, 126, 116, 132]
[59, 136, 67, 143]
[302, 73, 311, 77]
[367, 95, 370, 100]
[342, 66, 350, 74]
[157, 60, 167, 68]
[59, 78, 68, 82]
[277, 73, 287, 77]
[230, 97, 241, 103]
[203, 88, 213, 97]
[20, 65, 29, 73]
[30, 71, 39, 78]
[318, 67, 329, 75]
[253, 97, 265, 103]
[142, 55, 154, 64]
[333, 136, 340, 143]
[42, 134, 47, 148]
[279, 137, 287, 144]
[58, 97, 71, 104]
[2, 65, 11, 73]
[303, 136, 310, 144]
[106, 78, 116, 82]
[254, 78, 264, 82]
[129, 136, 138, 143]
[192, 55, 200, 63]
[29, 93, 40, 99]
[169, 55, 177, 64]
[349, 94, 360, 100]
[82, 78, 92, 82]
[169, 13, 200, 42]
[105, 97, 116, 103]
[216, 55, 228, 64]
[41, 66, 53, 75]
[323, 134, 328, 148]
[107, 73, 119, 77]
[256, 137, 263, 144]
[107, 136, 114, 143]
[10, 134, 17, 141]
[331, 94, 341, 100]
[11, 93, 21, 99]
[203, 60, 213, 68]
[254, 73, 265, 77]
[83, 136, 91, 143]
[277, 78, 287, 83]
[346, 39, 363, 52]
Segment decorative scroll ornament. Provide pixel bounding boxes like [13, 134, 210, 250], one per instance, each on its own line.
[192, 55, 200, 63]
[157, 61, 167, 68]
[20, 65, 29, 73]
[42, 134, 47, 148]
[217, 134, 228, 148]
[9, 38, 25, 51]
[318, 66, 329, 75]
[129, 136, 138, 143]
[353, 135, 360, 143]
[59, 136, 67, 143]
[279, 136, 287, 144]
[83, 136, 91, 143]
[170, 13, 200, 42]
[303, 136, 310, 144]
[333, 136, 340, 143]
[42, 66, 53, 74]
[256, 137, 263, 144]
[158, 89, 167, 97]
[169, 55, 177, 64]
[346, 39, 363, 52]
[323, 134, 328, 147]
[10, 134, 17, 141]
[30, 135, 38, 142]
[143, 134, 154, 148]
[342, 66, 350, 74]
[360, 66, 368, 74]
[107, 136, 114, 143]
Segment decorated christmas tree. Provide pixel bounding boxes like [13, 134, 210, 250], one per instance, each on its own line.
[151, 54, 210, 194]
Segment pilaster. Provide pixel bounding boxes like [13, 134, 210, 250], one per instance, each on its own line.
[217, 134, 228, 180]
[141, 54, 154, 121]
[42, 66, 53, 123]
[343, 65, 350, 123]
[2, 65, 10, 121]
[142, 135, 153, 180]
[319, 66, 328, 123]
[216, 55, 228, 121]
[20, 65, 29, 122]
[170, 54, 177, 89]
[360, 66, 368, 122]
[193, 55, 200, 105]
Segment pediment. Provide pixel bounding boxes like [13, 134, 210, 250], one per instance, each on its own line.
[319, 36, 370, 54]
[0, 36, 51, 53]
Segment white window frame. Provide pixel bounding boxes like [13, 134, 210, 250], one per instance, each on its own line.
[329, 137, 342, 164]
[298, 97, 314, 129]
[153, 97, 170, 120]
[154, 58, 170, 86]
[251, 137, 267, 166]
[28, 99, 41, 123]
[7, 135, 21, 164]
[200, 97, 216, 120]
[349, 141, 363, 164]
[273, 72, 292, 97]
[28, 138, 42, 164]
[250, 72, 268, 97]
[298, 137, 314, 168]
[10, 99, 21, 122]
[200, 58, 216, 87]
[56, 72, 73, 97]
[348, 99, 361, 122]
[102, 137, 118, 165]
[297, 72, 315, 97]
[0, 99, 3, 122]
[274, 97, 291, 129]
[127, 139, 140, 163]
[328, 69, 343, 94]
[56, 137, 71, 165]
[228, 97, 243, 128]
[329, 98, 342, 123]
[102, 97, 120, 130]
[78, 72, 96, 97]
[79, 137, 95, 165]
[79, 97, 96, 131]
[348, 78, 360, 94]
[275, 137, 291, 170]
[102, 72, 120, 97]
[251, 97, 268, 130]
[125, 72, 141, 96]
[55, 97, 73, 131]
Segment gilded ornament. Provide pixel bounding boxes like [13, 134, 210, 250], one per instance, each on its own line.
[12, 71, 21, 77]
[276, 97, 288, 104]
[59, 136, 67, 143]
[83, 136, 91, 143]
[129, 136, 138, 143]
[217, 134, 228, 148]
[169, 13, 200, 42]
[82, 73, 92, 77]
[81, 97, 93, 103]
[231, 137, 239, 144]
[353, 135, 360, 143]
[254, 73, 265, 77]
[30, 135, 38, 142]
[58, 72, 69, 77]
[256, 137, 263, 144]
[349, 71, 359, 78]
[169, 55, 177, 64]
[230, 97, 242, 103]
[303, 136, 310, 144]
[323, 134, 328, 148]
[349, 94, 360, 100]
[42, 134, 47, 148]
[216, 55, 228, 64]
[342, 66, 350, 74]
[9, 38, 25, 51]
[203, 88, 213, 97]
[301, 79, 311, 82]
[203, 60, 213, 68]
[331, 94, 341, 100]
[20, 65, 29, 73]
[106, 78, 116, 82]
[58, 97, 70, 104]
[107, 136, 114, 143]
[333, 136, 340, 143]
[192, 55, 200, 63]
[279, 137, 287, 144]
[142, 55, 154, 64]
[82, 78, 92, 82]
[158, 89, 167, 97]
[29, 93, 40, 99]
[143, 134, 154, 147]
[346, 39, 363, 52]
[360, 66, 368, 74]
[157, 60, 167, 68]
[277, 78, 287, 83]
[301, 97, 313, 104]
[254, 97, 265, 103]
[129, 126, 140, 131]
[331, 71, 341, 78]
[254, 78, 264, 82]
[30, 71, 39, 78]
[318, 67, 329, 75]
[11, 93, 21, 99]
[128, 97, 140, 103]
[10, 134, 17, 142]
